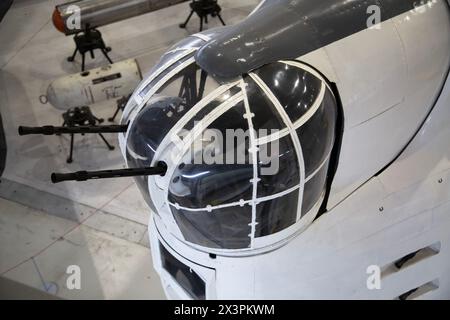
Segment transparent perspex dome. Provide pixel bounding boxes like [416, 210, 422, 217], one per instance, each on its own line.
[120, 34, 338, 253]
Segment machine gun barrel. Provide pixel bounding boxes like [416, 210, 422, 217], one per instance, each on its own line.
[51, 162, 167, 183]
[18, 125, 128, 136]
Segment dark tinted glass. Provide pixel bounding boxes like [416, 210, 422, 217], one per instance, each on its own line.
[255, 190, 299, 237]
[127, 63, 218, 210]
[207, 101, 248, 135]
[122, 57, 201, 125]
[160, 243, 206, 300]
[126, 97, 189, 211]
[171, 205, 252, 249]
[244, 76, 285, 135]
[139, 36, 205, 90]
[296, 90, 337, 177]
[182, 86, 241, 131]
[126, 97, 186, 165]
[168, 164, 253, 208]
[257, 134, 300, 197]
[301, 161, 329, 216]
[139, 53, 195, 99]
[156, 64, 209, 107]
[255, 62, 322, 123]
[207, 101, 250, 164]
[169, 102, 253, 208]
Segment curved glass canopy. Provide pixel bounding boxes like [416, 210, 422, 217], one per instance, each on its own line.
[122, 36, 338, 251]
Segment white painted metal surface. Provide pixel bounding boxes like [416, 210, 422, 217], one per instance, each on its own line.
[311, 1, 450, 208]
[144, 0, 450, 299]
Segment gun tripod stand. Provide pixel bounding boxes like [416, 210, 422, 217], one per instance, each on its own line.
[179, 0, 226, 32]
[108, 95, 131, 123]
[67, 24, 113, 72]
[60, 106, 115, 163]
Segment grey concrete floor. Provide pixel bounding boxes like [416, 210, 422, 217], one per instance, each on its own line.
[0, 0, 259, 299]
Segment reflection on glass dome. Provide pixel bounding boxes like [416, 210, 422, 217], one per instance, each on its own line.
[122, 35, 338, 252]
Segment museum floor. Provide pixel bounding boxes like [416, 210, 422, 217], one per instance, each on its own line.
[0, 0, 258, 299]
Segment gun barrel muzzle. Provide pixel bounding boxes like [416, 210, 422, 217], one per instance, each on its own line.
[18, 125, 128, 136]
[51, 162, 167, 183]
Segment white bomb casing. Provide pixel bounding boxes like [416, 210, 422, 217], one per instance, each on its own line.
[47, 59, 142, 110]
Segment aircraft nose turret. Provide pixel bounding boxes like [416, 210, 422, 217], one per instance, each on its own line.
[122, 34, 338, 252]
